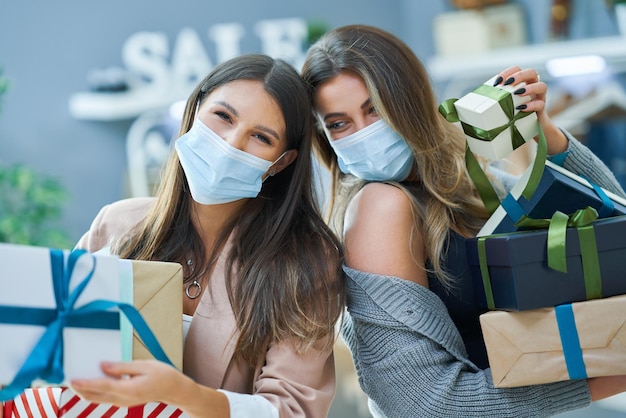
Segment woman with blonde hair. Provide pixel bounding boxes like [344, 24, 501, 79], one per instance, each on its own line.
[302, 24, 626, 417]
[70, 53, 344, 418]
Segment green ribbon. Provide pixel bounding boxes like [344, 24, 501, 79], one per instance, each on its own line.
[464, 127, 547, 216]
[439, 86, 546, 216]
[478, 206, 602, 310]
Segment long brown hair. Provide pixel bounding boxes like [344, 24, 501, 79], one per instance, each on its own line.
[302, 25, 489, 287]
[115, 54, 344, 362]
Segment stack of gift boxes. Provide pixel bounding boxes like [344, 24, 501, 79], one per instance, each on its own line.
[440, 76, 626, 388]
[0, 243, 187, 417]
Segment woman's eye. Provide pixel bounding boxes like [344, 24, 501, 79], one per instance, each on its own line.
[367, 106, 377, 115]
[254, 133, 271, 145]
[214, 111, 231, 122]
[326, 121, 345, 131]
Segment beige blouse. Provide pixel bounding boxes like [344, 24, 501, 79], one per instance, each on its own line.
[76, 197, 336, 418]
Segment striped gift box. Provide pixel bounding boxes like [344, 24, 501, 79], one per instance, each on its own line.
[3, 388, 187, 417]
[3, 387, 63, 417]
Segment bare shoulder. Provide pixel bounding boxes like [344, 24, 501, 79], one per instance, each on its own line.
[346, 182, 414, 225]
[344, 182, 427, 286]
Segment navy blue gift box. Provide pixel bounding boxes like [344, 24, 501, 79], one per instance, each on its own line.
[467, 215, 626, 311]
[484, 162, 626, 235]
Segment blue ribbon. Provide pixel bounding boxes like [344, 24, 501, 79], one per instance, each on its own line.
[555, 304, 587, 380]
[0, 249, 173, 401]
[581, 175, 614, 218]
[501, 193, 526, 223]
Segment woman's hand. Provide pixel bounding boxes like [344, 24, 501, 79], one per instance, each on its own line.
[494, 66, 568, 155]
[70, 360, 230, 418]
[588, 375, 626, 401]
[70, 360, 184, 407]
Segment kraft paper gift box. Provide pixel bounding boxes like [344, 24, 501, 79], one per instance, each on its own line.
[438, 75, 539, 161]
[0, 242, 182, 399]
[467, 215, 626, 311]
[480, 294, 626, 388]
[479, 160, 626, 236]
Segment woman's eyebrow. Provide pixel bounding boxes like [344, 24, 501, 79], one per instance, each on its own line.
[215, 100, 238, 116]
[255, 124, 280, 142]
[322, 98, 372, 122]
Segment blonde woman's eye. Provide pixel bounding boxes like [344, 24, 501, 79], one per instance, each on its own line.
[326, 121, 344, 131]
[368, 106, 378, 115]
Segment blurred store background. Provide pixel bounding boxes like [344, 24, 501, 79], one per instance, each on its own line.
[2, 1, 626, 416]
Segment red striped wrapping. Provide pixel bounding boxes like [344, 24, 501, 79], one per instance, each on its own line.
[3, 388, 62, 418]
[3, 389, 186, 417]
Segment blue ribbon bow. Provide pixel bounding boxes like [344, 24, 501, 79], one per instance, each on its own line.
[0, 249, 173, 401]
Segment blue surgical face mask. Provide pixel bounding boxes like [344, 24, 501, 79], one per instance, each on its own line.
[175, 118, 280, 205]
[327, 119, 414, 181]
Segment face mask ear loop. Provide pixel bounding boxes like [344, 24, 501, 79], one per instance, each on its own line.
[261, 151, 289, 182]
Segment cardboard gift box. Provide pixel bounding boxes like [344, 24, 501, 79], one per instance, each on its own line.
[480, 294, 626, 388]
[439, 75, 539, 161]
[479, 160, 626, 236]
[467, 215, 626, 311]
[0, 243, 182, 399]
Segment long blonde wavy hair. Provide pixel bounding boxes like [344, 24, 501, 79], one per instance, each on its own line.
[302, 25, 490, 287]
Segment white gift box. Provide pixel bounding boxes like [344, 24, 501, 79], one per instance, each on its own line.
[453, 75, 539, 161]
[0, 243, 132, 387]
[0, 242, 183, 393]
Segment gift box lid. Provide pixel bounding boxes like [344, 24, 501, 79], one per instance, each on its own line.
[480, 161, 626, 236]
[467, 215, 626, 268]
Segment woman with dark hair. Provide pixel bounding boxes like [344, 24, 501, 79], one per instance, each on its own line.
[71, 54, 344, 418]
[302, 24, 626, 417]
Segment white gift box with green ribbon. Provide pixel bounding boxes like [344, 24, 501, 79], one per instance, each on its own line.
[441, 75, 540, 161]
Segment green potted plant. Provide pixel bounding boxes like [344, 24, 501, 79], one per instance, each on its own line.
[0, 68, 72, 248]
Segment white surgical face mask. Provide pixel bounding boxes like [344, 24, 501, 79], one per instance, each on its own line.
[175, 118, 277, 205]
[328, 119, 414, 181]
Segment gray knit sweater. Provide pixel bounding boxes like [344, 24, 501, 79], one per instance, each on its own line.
[341, 135, 625, 418]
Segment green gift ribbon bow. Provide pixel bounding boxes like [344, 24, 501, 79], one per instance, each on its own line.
[439, 84, 533, 147]
[439, 85, 546, 216]
[477, 206, 601, 310]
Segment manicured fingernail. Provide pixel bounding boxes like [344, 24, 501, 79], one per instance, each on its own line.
[516, 104, 527, 110]
[514, 88, 526, 95]
[493, 76, 503, 86]
[503, 77, 515, 86]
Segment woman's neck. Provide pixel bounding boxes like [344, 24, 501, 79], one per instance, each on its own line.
[190, 199, 245, 247]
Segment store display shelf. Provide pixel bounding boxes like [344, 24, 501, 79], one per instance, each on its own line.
[68, 86, 189, 121]
[427, 35, 626, 85]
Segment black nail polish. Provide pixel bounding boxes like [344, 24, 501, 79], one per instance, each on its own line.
[516, 104, 527, 110]
[493, 76, 503, 86]
[514, 88, 526, 95]
[503, 77, 515, 86]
